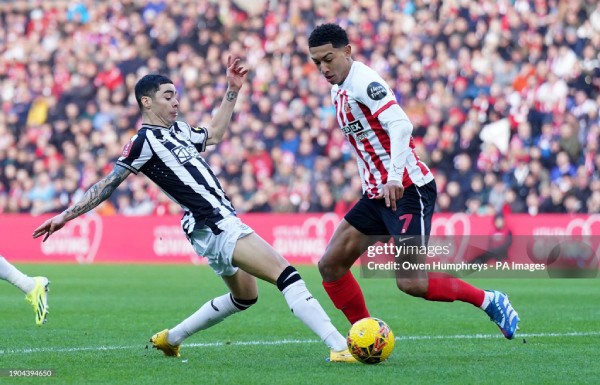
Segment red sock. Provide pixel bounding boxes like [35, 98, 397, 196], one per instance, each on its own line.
[322, 271, 370, 324]
[424, 272, 485, 306]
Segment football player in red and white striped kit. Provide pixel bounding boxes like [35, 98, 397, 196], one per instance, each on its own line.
[308, 23, 519, 339]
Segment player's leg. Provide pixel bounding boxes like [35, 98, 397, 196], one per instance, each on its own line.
[231, 231, 350, 355]
[161, 269, 259, 352]
[319, 220, 376, 324]
[390, 181, 519, 338]
[390, 182, 486, 302]
[150, 225, 260, 357]
[0, 256, 49, 326]
[0, 255, 36, 293]
[319, 196, 386, 324]
[151, 217, 351, 359]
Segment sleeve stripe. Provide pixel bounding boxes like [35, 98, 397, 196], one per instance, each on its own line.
[115, 161, 139, 174]
[192, 126, 208, 152]
[372, 100, 397, 119]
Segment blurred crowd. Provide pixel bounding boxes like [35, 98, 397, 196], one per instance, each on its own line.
[1, 0, 599, 217]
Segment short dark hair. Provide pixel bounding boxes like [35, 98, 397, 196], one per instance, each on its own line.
[308, 23, 349, 48]
[134, 74, 173, 110]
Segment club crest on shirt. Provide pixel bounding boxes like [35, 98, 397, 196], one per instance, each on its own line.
[344, 101, 351, 114]
[367, 81, 387, 100]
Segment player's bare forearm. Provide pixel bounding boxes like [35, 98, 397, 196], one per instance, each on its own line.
[206, 56, 248, 145]
[206, 87, 239, 145]
[63, 165, 130, 221]
[32, 165, 130, 241]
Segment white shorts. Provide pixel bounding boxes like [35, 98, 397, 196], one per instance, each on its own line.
[188, 216, 254, 277]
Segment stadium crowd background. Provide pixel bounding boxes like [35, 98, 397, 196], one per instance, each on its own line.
[0, 0, 599, 218]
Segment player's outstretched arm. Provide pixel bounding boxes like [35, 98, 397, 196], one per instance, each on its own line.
[32, 164, 131, 241]
[205, 55, 249, 146]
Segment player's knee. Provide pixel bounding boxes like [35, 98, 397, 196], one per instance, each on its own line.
[318, 257, 346, 282]
[395, 278, 427, 297]
[232, 296, 257, 311]
[317, 258, 330, 277]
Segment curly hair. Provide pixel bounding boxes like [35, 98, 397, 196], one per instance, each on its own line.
[308, 23, 349, 48]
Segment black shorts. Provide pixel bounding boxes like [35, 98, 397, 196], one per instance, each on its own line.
[344, 180, 437, 238]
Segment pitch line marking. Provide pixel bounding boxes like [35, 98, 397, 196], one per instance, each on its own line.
[1, 331, 599, 355]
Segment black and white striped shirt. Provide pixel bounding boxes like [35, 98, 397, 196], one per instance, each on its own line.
[117, 122, 234, 234]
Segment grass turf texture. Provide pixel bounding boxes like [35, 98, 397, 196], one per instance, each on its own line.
[1, 264, 599, 385]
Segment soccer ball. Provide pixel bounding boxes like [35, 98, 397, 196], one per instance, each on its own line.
[346, 317, 395, 364]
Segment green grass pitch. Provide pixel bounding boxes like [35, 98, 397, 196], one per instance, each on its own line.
[1, 264, 599, 385]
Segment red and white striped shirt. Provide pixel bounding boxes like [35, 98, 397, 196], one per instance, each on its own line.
[331, 61, 433, 198]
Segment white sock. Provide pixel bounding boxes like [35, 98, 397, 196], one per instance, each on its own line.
[480, 290, 494, 310]
[168, 293, 250, 345]
[0, 256, 35, 294]
[282, 280, 347, 351]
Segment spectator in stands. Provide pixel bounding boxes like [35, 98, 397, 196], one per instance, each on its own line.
[0, 0, 599, 216]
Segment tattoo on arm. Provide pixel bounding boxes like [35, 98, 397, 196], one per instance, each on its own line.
[226, 90, 238, 102]
[64, 166, 129, 220]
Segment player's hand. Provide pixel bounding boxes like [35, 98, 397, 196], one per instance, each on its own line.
[377, 180, 404, 211]
[225, 56, 249, 91]
[32, 213, 68, 242]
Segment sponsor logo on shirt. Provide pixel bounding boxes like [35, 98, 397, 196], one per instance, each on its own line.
[342, 119, 364, 135]
[342, 120, 369, 141]
[171, 145, 200, 164]
[367, 81, 387, 100]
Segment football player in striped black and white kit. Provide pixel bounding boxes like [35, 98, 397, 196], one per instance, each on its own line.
[33, 56, 356, 361]
[308, 24, 519, 339]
